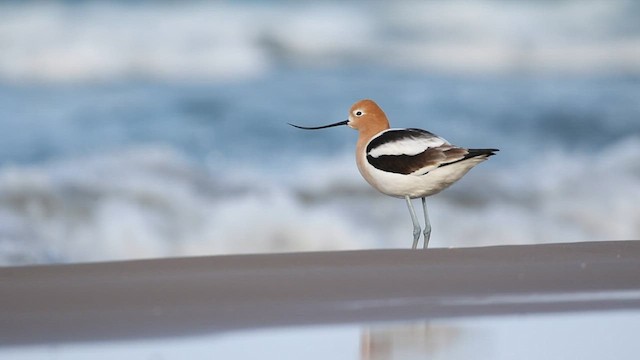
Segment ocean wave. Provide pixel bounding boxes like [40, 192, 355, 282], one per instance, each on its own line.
[1, 0, 639, 83]
[0, 147, 368, 265]
[1, 137, 638, 265]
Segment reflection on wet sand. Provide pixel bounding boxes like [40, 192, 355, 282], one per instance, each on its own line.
[361, 322, 482, 360]
[361, 310, 640, 360]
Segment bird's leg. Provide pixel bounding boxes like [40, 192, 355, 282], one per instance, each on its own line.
[422, 197, 431, 249]
[405, 196, 421, 249]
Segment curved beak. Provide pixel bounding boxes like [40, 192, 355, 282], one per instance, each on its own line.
[288, 120, 348, 130]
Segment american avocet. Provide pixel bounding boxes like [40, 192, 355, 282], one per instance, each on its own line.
[290, 99, 498, 249]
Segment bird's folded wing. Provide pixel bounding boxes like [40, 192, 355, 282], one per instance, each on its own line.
[367, 128, 448, 157]
[366, 129, 469, 175]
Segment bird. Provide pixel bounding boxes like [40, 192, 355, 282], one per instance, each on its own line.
[289, 99, 498, 249]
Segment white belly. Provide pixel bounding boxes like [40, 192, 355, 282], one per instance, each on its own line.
[358, 153, 487, 199]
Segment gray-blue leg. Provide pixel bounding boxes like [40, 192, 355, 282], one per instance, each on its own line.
[422, 197, 431, 248]
[405, 196, 421, 249]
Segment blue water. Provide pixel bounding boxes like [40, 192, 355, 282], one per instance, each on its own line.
[3, 72, 638, 165]
[1, 0, 639, 265]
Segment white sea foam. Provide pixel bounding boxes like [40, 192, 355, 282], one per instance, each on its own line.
[434, 137, 640, 247]
[0, 0, 639, 83]
[0, 147, 368, 265]
[0, 137, 638, 265]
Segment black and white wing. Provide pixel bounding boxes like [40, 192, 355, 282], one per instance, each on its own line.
[366, 128, 496, 175]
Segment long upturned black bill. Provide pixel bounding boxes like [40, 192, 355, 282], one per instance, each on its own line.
[288, 120, 349, 130]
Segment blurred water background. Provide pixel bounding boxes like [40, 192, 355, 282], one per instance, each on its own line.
[1, 0, 639, 265]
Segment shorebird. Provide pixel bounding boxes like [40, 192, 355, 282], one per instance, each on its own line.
[290, 99, 498, 249]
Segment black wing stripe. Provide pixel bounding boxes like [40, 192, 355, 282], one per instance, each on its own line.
[367, 148, 499, 175]
[367, 147, 445, 175]
[366, 128, 438, 154]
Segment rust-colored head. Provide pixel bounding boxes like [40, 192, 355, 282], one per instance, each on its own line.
[346, 99, 390, 134]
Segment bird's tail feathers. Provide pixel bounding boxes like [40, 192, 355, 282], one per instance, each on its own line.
[467, 148, 499, 159]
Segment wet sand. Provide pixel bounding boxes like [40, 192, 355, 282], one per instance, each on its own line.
[1, 240, 639, 345]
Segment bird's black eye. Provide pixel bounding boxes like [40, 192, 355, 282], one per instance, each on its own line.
[355, 111, 363, 116]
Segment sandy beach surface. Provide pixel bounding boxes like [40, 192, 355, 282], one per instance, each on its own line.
[1, 240, 639, 346]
